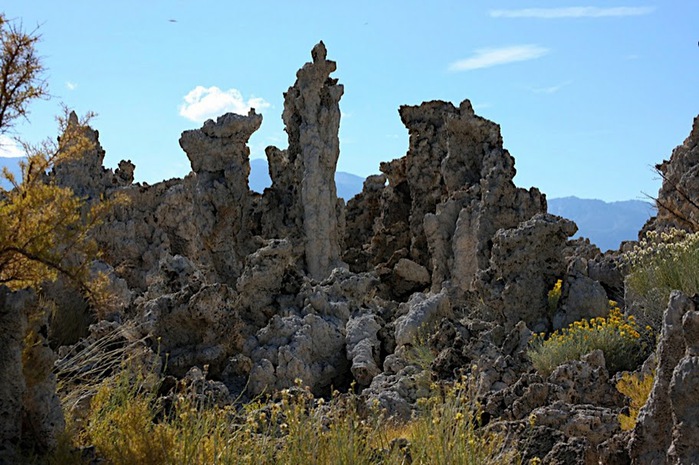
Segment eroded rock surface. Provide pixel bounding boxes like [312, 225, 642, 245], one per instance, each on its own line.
[259, 41, 345, 280]
[630, 291, 699, 465]
[653, 116, 699, 231]
[10, 41, 697, 462]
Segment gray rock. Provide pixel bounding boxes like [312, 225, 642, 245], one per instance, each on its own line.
[346, 313, 383, 386]
[553, 258, 610, 330]
[260, 41, 345, 280]
[475, 213, 577, 331]
[667, 310, 699, 464]
[651, 116, 699, 231]
[0, 288, 30, 455]
[630, 291, 695, 464]
[393, 290, 451, 347]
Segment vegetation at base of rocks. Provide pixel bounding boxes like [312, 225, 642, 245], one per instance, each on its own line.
[624, 228, 699, 333]
[528, 303, 650, 376]
[616, 371, 655, 431]
[43, 362, 517, 465]
[547, 279, 562, 315]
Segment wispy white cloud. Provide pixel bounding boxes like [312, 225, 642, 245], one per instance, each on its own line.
[179, 86, 270, 123]
[66, 81, 78, 91]
[490, 6, 655, 19]
[532, 80, 573, 94]
[0, 135, 24, 158]
[449, 45, 549, 72]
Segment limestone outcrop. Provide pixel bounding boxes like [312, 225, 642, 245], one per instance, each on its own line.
[652, 116, 699, 231]
[8, 40, 699, 462]
[179, 110, 262, 284]
[475, 213, 577, 331]
[629, 291, 699, 465]
[259, 41, 345, 280]
[343, 100, 549, 305]
[0, 288, 64, 460]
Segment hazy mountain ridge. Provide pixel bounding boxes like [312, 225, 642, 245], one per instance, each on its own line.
[548, 196, 654, 251]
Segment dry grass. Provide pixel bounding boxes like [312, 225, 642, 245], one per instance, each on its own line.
[47, 359, 518, 465]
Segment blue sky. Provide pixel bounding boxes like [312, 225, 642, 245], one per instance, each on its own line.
[2, 1, 698, 201]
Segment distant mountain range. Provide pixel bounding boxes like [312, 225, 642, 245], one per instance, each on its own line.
[0, 156, 654, 252]
[548, 196, 654, 252]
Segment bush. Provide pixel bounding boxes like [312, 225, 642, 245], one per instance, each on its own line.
[624, 228, 699, 333]
[528, 304, 650, 376]
[616, 371, 654, 431]
[57, 366, 517, 465]
[547, 279, 562, 315]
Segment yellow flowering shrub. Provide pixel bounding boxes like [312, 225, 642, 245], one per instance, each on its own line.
[616, 372, 654, 431]
[528, 303, 649, 376]
[548, 279, 563, 315]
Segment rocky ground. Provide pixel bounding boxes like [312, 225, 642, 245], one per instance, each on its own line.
[1, 42, 698, 464]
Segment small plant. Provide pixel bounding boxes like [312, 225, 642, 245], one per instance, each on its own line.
[624, 228, 699, 332]
[547, 279, 562, 315]
[616, 371, 655, 431]
[406, 376, 518, 464]
[528, 303, 650, 376]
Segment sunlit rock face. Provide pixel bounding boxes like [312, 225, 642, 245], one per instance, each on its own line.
[649, 116, 699, 232]
[260, 41, 345, 280]
[26, 40, 699, 462]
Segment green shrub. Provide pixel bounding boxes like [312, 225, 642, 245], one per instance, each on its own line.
[528, 305, 649, 376]
[624, 228, 699, 332]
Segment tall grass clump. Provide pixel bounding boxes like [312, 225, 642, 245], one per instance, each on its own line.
[528, 304, 649, 376]
[405, 376, 518, 464]
[57, 364, 518, 465]
[624, 228, 699, 332]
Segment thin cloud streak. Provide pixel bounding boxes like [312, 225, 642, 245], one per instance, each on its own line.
[532, 80, 573, 94]
[490, 7, 655, 19]
[449, 45, 549, 71]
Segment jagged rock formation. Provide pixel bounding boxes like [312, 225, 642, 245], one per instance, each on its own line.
[0, 288, 30, 458]
[6, 40, 699, 462]
[629, 291, 699, 465]
[259, 41, 345, 280]
[179, 110, 262, 284]
[50, 112, 134, 198]
[475, 213, 577, 331]
[0, 288, 64, 461]
[652, 116, 699, 231]
[344, 100, 549, 304]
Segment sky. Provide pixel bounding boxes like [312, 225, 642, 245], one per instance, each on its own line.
[2, 1, 698, 202]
